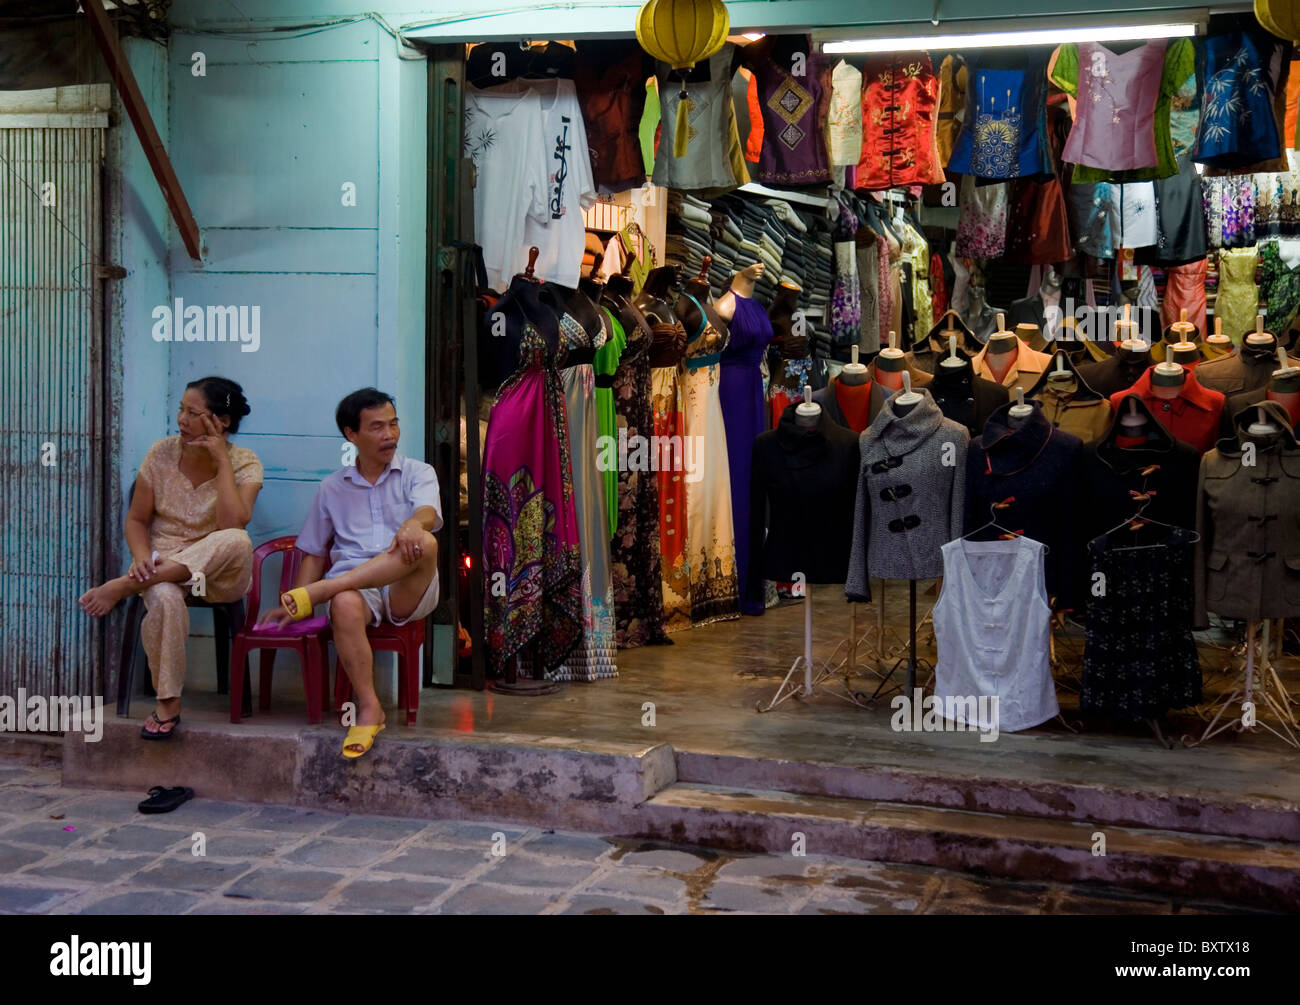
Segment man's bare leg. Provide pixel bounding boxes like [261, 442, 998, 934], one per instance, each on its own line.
[79, 560, 195, 617]
[331, 590, 384, 753]
[282, 531, 438, 616]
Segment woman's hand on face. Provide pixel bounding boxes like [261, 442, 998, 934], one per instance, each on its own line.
[191, 413, 227, 459]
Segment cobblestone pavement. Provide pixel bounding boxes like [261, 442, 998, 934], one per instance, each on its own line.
[0, 764, 1253, 915]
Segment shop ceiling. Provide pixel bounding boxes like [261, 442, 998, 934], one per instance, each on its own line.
[400, 0, 1251, 42]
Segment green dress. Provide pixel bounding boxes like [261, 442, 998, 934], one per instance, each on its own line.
[594, 308, 627, 536]
[1261, 241, 1300, 338]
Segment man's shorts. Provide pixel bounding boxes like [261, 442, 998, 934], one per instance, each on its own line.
[325, 572, 439, 628]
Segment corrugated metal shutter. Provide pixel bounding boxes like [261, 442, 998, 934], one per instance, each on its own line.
[0, 125, 106, 699]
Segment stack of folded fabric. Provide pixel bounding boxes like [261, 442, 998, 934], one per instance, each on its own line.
[667, 192, 715, 280]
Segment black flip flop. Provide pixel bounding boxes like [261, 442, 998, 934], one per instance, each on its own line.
[138, 786, 194, 814]
[140, 712, 180, 740]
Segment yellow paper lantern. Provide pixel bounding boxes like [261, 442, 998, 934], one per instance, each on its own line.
[637, 0, 730, 157]
[1257, 0, 1300, 40]
[636, 0, 730, 70]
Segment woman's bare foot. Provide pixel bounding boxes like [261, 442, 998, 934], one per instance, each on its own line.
[78, 578, 133, 617]
[142, 698, 181, 736]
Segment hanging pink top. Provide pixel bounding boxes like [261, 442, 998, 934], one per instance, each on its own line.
[1060, 40, 1168, 172]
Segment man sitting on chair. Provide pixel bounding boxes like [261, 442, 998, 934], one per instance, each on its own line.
[261, 388, 441, 758]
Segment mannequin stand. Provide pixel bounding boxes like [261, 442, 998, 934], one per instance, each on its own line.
[830, 585, 907, 680]
[1184, 620, 1299, 749]
[756, 590, 874, 712]
[490, 652, 562, 696]
[868, 580, 934, 703]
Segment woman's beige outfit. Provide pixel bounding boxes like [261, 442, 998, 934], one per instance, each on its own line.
[138, 435, 261, 699]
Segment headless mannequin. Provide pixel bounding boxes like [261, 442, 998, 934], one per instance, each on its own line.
[1150, 355, 1187, 401]
[541, 283, 603, 366]
[637, 265, 684, 328]
[1268, 349, 1300, 427]
[578, 255, 606, 303]
[1039, 267, 1063, 340]
[893, 372, 922, 418]
[1115, 397, 1152, 448]
[493, 265, 560, 354]
[1007, 387, 1034, 430]
[836, 345, 873, 432]
[795, 386, 821, 429]
[1205, 315, 1234, 355]
[1170, 341, 1201, 367]
[715, 262, 763, 325]
[768, 282, 801, 353]
[684, 255, 711, 303]
[1113, 309, 1153, 386]
[873, 330, 907, 391]
[985, 314, 1020, 385]
[601, 273, 651, 344]
[1166, 307, 1197, 348]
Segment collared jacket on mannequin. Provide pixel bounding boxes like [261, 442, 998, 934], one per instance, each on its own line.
[845, 390, 969, 599]
[1219, 385, 1300, 436]
[1194, 400, 1300, 628]
[1082, 394, 1201, 542]
[926, 353, 1011, 434]
[1194, 337, 1300, 394]
[1107, 367, 1225, 454]
[966, 400, 1085, 609]
[747, 404, 862, 608]
[812, 375, 888, 434]
[1077, 351, 1154, 398]
[971, 339, 1053, 393]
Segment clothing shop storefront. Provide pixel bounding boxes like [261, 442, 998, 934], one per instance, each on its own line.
[412, 0, 1300, 769]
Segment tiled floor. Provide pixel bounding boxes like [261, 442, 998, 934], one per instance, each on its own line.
[0, 764, 1264, 915]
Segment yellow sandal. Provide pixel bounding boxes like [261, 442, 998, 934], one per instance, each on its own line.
[280, 587, 314, 622]
[341, 723, 385, 759]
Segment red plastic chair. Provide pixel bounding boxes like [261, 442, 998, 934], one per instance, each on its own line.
[333, 618, 426, 727]
[229, 537, 332, 724]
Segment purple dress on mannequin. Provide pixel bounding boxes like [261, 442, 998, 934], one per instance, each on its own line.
[719, 289, 775, 616]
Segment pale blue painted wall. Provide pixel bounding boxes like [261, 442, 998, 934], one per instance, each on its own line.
[160, 8, 427, 548]
[112, 5, 426, 687]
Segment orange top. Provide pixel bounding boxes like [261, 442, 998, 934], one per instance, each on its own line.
[836, 379, 874, 434]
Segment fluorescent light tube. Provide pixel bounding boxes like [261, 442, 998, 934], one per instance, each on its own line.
[824, 23, 1198, 53]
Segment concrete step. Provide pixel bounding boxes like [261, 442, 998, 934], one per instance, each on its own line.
[675, 750, 1300, 843]
[635, 782, 1300, 911]
[63, 715, 677, 834]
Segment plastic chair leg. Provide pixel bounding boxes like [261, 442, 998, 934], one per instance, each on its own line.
[230, 638, 249, 724]
[116, 595, 145, 717]
[259, 649, 276, 712]
[405, 640, 419, 726]
[304, 643, 323, 726]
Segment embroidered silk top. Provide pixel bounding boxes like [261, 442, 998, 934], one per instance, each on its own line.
[948, 56, 1049, 179]
[742, 35, 832, 185]
[1193, 30, 1289, 170]
[1052, 39, 1193, 182]
[855, 53, 945, 190]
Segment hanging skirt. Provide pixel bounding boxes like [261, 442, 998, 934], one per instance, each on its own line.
[553, 364, 617, 682]
[651, 364, 692, 632]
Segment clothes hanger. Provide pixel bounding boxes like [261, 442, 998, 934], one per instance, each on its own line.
[962, 498, 1048, 550]
[1025, 349, 1103, 401]
[1100, 495, 1200, 550]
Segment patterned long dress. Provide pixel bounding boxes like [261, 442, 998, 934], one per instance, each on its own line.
[482, 322, 584, 674]
[649, 320, 692, 632]
[610, 306, 671, 649]
[592, 309, 626, 536]
[554, 312, 617, 682]
[682, 306, 740, 626]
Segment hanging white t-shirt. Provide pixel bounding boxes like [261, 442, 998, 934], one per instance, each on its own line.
[464, 85, 549, 291]
[520, 78, 598, 289]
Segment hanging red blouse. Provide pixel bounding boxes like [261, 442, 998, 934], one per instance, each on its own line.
[856, 53, 946, 190]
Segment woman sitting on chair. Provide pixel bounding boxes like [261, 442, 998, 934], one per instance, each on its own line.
[79, 376, 262, 739]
